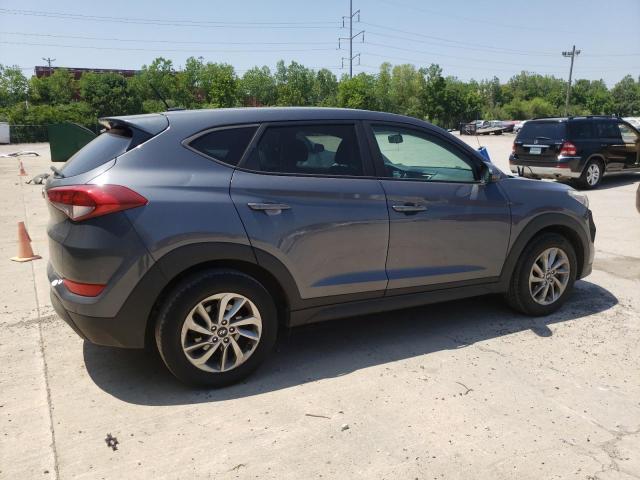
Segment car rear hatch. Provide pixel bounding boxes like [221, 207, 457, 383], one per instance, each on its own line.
[45, 114, 168, 314]
[513, 120, 567, 163]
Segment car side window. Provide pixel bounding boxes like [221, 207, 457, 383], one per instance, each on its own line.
[569, 121, 593, 139]
[618, 123, 639, 144]
[371, 125, 476, 183]
[248, 124, 364, 176]
[188, 126, 258, 166]
[595, 121, 622, 140]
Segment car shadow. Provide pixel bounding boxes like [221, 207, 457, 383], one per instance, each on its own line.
[589, 172, 640, 190]
[84, 280, 617, 406]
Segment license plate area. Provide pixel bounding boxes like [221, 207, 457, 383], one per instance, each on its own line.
[529, 147, 542, 155]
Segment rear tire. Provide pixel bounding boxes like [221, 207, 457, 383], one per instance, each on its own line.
[505, 233, 577, 316]
[577, 159, 603, 189]
[155, 269, 278, 387]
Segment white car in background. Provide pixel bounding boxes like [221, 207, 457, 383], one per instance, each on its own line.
[623, 117, 640, 130]
[513, 120, 527, 133]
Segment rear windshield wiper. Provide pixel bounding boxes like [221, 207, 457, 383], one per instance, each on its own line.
[50, 165, 65, 178]
[535, 136, 552, 140]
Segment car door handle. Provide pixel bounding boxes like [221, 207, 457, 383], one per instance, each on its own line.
[392, 204, 427, 213]
[247, 202, 291, 215]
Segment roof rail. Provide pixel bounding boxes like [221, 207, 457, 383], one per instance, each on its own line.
[530, 116, 567, 121]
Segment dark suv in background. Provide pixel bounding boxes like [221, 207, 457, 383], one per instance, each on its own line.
[46, 108, 595, 386]
[510, 116, 640, 189]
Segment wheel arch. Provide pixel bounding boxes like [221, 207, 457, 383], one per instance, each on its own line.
[143, 242, 300, 348]
[499, 213, 590, 290]
[584, 154, 606, 172]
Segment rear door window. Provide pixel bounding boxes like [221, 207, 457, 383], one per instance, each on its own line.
[246, 124, 365, 176]
[518, 122, 566, 141]
[569, 121, 593, 139]
[595, 121, 622, 139]
[188, 126, 258, 166]
[61, 128, 132, 177]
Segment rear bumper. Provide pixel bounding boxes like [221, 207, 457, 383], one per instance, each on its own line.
[49, 261, 167, 348]
[510, 156, 583, 179]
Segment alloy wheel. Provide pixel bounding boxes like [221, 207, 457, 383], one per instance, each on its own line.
[586, 163, 600, 186]
[180, 293, 262, 373]
[528, 248, 571, 305]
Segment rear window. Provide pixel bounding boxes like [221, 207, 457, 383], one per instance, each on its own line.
[188, 126, 257, 166]
[61, 128, 132, 177]
[518, 121, 566, 141]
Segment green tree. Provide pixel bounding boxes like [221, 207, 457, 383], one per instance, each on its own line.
[337, 73, 379, 110]
[389, 64, 426, 118]
[275, 60, 315, 106]
[375, 63, 394, 112]
[239, 66, 276, 106]
[313, 68, 338, 106]
[201, 63, 238, 108]
[611, 75, 640, 116]
[422, 64, 447, 125]
[29, 68, 76, 105]
[131, 57, 178, 110]
[174, 56, 205, 109]
[79, 72, 141, 117]
[0, 65, 28, 107]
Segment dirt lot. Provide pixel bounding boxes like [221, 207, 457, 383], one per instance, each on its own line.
[1, 137, 639, 480]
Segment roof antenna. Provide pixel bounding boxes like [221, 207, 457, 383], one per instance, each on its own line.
[149, 82, 170, 111]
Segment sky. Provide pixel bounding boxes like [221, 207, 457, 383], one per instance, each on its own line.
[1, 0, 639, 86]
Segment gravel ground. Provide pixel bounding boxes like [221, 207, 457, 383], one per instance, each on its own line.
[1, 138, 638, 480]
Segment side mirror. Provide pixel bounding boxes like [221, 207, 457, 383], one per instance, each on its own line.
[388, 133, 403, 144]
[481, 163, 501, 184]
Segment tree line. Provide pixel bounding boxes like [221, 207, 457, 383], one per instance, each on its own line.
[1, 57, 639, 141]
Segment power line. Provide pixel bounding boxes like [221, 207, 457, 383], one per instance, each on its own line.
[364, 42, 570, 68]
[0, 8, 340, 29]
[0, 31, 336, 46]
[362, 22, 559, 56]
[0, 40, 336, 54]
[365, 29, 558, 57]
[371, 0, 579, 34]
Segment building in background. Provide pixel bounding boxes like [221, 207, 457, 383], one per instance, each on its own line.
[34, 66, 140, 80]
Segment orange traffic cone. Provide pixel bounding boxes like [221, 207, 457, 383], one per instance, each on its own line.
[18, 161, 28, 176]
[10, 222, 41, 262]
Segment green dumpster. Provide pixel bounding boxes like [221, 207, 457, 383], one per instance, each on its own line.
[48, 122, 97, 162]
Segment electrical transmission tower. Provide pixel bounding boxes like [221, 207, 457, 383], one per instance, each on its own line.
[42, 57, 56, 76]
[339, 0, 364, 78]
[562, 45, 581, 116]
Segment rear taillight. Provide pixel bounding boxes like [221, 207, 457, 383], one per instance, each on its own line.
[512, 142, 516, 154]
[62, 279, 106, 297]
[47, 185, 147, 221]
[559, 141, 577, 156]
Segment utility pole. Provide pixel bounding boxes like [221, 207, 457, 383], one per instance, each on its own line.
[339, 0, 364, 78]
[562, 46, 580, 116]
[42, 57, 56, 76]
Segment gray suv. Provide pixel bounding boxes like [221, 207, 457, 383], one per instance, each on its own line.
[46, 108, 595, 386]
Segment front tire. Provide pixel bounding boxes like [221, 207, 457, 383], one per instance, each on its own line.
[155, 270, 278, 387]
[505, 233, 577, 316]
